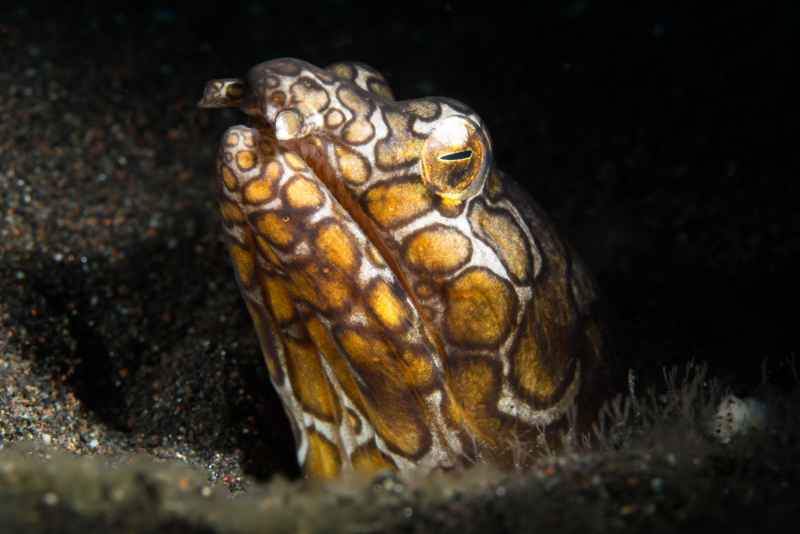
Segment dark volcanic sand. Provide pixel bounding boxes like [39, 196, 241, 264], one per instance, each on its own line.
[1, 2, 797, 532]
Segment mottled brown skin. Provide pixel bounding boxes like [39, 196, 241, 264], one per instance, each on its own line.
[200, 58, 613, 479]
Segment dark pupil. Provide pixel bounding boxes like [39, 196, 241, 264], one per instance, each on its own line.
[439, 149, 472, 161]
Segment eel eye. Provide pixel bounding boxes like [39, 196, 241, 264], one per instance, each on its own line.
[421, 116, 489, 201]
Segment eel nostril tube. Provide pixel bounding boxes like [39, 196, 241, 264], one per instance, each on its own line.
[198, 78, 244, 108]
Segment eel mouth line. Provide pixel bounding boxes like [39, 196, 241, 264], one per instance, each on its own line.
[280, 134, 415, 302]
[277, 131, 450, 367]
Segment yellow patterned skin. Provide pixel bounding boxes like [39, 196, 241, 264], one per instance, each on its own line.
[200, 59, 611, 478]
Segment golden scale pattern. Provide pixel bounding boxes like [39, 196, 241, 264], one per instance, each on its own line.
[200, 59, 610, 479]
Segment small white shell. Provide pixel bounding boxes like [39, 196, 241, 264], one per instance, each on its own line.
[710, 394, 768, 444]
